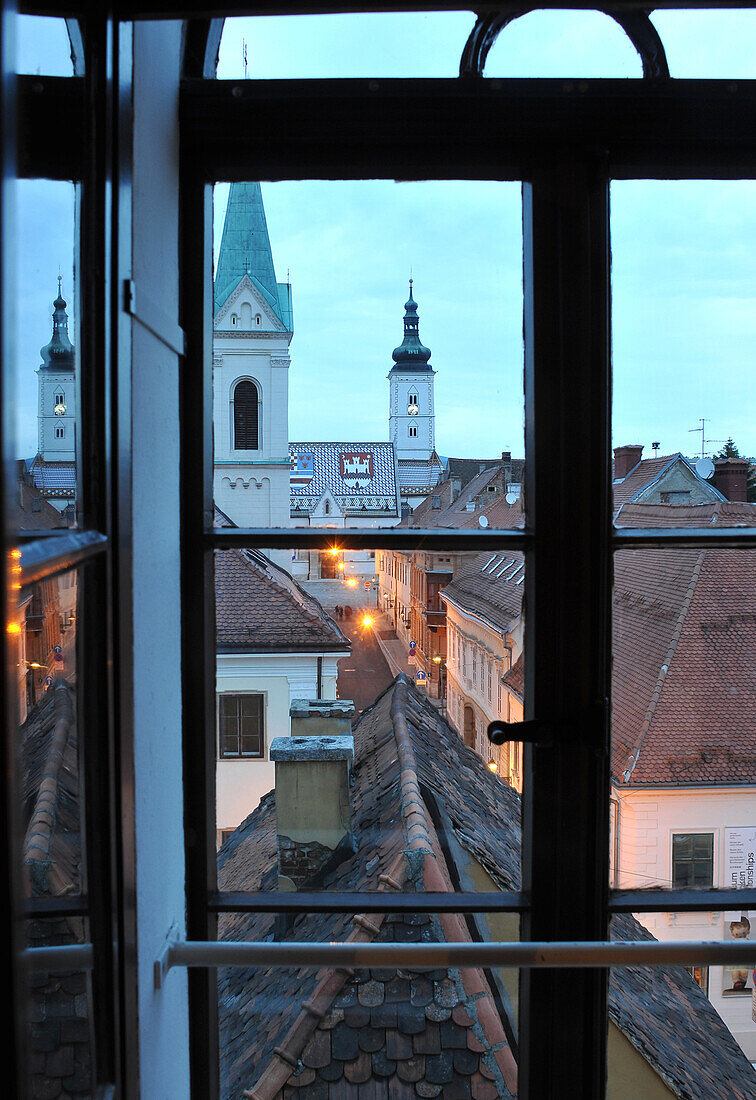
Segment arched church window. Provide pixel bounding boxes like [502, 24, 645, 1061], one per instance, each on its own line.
[231, 313, 237, 327]
[55, 391, 64, 405]
[55, 426, 65, 438]
[407, 391, 419, 415]
[233, 380, 259, 449]
[409, 424, 417, 438]
[255, 314, 261, 326]
[324, 500, 331, 515]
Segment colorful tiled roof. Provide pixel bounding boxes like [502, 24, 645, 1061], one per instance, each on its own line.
[216, 549, 350, 653]
[218, 677, 756, 1099]
[396, 453, 444, 494]
[289, 442, 401, 517]
[27, 457, 76, 496]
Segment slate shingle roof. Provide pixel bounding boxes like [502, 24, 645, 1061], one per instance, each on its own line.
[218, 677, 756, 1100]
[216, 549, 349, 653]
[441, 552, 524, 635]
[218, 677, 520, 1100]
[289, 442, 400, 517]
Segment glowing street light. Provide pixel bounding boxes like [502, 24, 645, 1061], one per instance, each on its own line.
[487, 761, 498, 773]
[347, 578, 357, 587]
[362, 615, 374, 628]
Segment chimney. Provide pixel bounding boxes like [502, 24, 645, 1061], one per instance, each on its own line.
[450, 476, 462, 502]
[713, 457, 749, 503]
[614, 444, 643, 480]
[270, 699, 356, 892]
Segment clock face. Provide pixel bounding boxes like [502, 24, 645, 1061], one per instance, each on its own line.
[54, 402, 66, 416]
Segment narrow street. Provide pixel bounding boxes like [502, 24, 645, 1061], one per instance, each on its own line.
[336, 607, 394, 715]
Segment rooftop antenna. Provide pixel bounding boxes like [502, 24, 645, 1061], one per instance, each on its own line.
[651, 441, 660, 457]
[688, 417, 724, 459]
[242, 39, 248, 80]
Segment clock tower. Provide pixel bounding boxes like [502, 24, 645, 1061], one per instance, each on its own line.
[388, 280, 436, 462]
[38, 278, 76, 463]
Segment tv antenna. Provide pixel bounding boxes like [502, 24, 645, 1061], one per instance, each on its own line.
[688, 418, 724, 459]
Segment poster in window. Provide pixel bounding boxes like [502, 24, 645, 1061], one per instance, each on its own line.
[723, 913, 754, 996]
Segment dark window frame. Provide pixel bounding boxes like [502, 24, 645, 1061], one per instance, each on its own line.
[4, 5, 756, 1100]
[672, 832, 715, 889]
[217, 691, 264, 759]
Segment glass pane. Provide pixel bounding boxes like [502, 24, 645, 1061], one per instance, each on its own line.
[24, 920, 92, 1099]
[16, 180, 78, 530]
[212, 180, 524, 532]
[485, 10, 641, 78]
[214, 544, 527, 1094]
[651, 11, 756, 78]
[17, 15, 78, 77]
[219, 12, 475, 80]
[608, 917, 756, 1095]
[611, 546, 756, 1062]
[612, 181, 756, 513]
[16, 567, 80, 894]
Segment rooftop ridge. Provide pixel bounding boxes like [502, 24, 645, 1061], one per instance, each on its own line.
[242, 847, 409, 1100]
[621, 549, 706, 784]
[23, 680, 73, 895]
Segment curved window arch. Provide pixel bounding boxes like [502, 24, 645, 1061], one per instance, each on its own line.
[233, 379, 259, 449]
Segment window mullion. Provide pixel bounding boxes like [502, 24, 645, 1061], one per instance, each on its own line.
[521, 162, 612, 1100]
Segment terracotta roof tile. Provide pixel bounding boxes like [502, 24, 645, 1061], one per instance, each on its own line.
[216, 550, 350, 652]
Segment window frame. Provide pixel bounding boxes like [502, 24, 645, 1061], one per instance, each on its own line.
[672, 831, 715, 890]
[216, 691, 265, 760]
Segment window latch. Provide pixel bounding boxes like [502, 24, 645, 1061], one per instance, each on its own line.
[488, 701, 608, 749]
[487, 718, 551, 746]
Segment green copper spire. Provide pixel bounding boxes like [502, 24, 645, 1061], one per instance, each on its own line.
[391, 279, 432, 370]
[214, 182, 292, 329]
[40, 277, 75, 371]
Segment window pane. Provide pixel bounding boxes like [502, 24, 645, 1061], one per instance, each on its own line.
[24, 920, 92, 1099]
[651, 11, 756, 78]
[219, 12, 475, 80]
[17, 15, 78, 76]
[608, 919, 756, 1096]
[16, 180, 78, 530]
[214, 545, 527, 1094]
[611, 547, 756, 1062]
[485, 10, 642, 78]
[612, 181, 756, 508]
[212, 180, 524, 533]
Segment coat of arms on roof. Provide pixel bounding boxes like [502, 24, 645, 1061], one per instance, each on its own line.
[290, 452, 314, 485]
[339, 450, 374, 484]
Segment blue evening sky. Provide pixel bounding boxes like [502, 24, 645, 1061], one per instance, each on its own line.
[16, 11, 756, 464]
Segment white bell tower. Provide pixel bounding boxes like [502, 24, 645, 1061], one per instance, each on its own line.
[388, 281, 436, 464]
[37, 278, 76, 463]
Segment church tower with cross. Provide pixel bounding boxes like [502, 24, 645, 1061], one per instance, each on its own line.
[213, 182, 293, 529]
[388, 281, 442, 506]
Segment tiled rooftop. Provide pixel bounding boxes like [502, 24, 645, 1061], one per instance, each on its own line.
[289, 442, 400, 517]
[217, 677, 755, 1099]
[441, 552, 524, 635]
[216, 549, 350, 653]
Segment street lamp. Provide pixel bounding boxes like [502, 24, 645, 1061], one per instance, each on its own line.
[362, 615, 374, 629]
[432, 654, 447, 714]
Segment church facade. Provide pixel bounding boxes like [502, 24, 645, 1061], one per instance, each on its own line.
[212, 183, 442, 557]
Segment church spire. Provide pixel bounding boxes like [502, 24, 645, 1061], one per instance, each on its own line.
[391, 279, 432, 370]
[39, 278, 75, 371]
[214, 182, 286, 324]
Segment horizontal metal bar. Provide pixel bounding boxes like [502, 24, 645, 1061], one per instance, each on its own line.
[211, 891, 529, 914]
[610, 888, 756, 913]
[24, 896, 89, 919]
[20, 530, 108, 586]
[156, 938, 756, 988]
[21, 943, 94, 973]
[209, 527, 532, 551]
[613, 526, 756, 548]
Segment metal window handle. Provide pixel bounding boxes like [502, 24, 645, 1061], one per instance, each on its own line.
[488, 719, 551, 746]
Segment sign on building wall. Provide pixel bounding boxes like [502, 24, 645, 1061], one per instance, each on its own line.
[724, 828, 756, 998]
